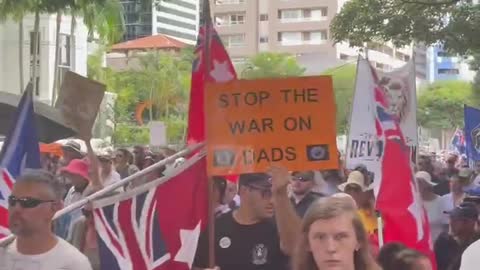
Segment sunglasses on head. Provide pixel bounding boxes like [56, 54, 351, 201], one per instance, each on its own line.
[8, 196, 54, 208]
[246, 184, 272, 198]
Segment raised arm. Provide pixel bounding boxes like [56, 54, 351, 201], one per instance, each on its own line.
[269, 166, 301, 256]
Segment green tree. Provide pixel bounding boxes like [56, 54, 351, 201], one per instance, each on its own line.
[417, 81, 473, 129]
[321, 64, 357, 134]
[240, 52, 306, 79]
[88, 48, 194, 145]
[330, 0, 480, 56]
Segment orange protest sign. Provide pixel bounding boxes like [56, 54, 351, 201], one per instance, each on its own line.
[205, 76, 338, 175]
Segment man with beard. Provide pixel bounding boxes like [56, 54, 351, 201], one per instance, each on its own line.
[0, 170, 91, 269]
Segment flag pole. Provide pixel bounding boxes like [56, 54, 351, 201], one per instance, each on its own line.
[202, 0, 216, 268]
[376, 210, 384, 248]
[0, 142, 205, 246]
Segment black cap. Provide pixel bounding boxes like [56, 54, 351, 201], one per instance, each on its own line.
[239, 173, 271, 189]
[448, 203, 479, 220]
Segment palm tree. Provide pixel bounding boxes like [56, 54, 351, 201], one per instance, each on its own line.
[49, 0, 125, 105]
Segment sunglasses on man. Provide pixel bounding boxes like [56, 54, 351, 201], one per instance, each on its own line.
[292, 176, 312, 182]
[8, 195, 54, 208]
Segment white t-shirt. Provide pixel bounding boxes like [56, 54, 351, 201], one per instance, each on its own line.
[0, 237, 92, 270]
[460, 239, 480, 270]
[423, 196, 446, 242]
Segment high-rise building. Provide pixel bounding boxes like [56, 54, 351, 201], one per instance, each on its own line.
[153, 0, 200, 45]
[209, 0, 338, 70]
[120, 0, 200, 45]
[121, 0, 153, 41]
[208, 0, 419, 75]
[426, 45, 475, 82]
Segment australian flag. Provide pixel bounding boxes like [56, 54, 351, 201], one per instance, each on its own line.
[464, 105, 480, 161]
[0, 85, 41, 239]
[451, 128, 466, 155]
[93, 153, 208, 270]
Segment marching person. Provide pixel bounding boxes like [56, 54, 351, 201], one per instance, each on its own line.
[290, 170, 323, 217]
[0, 170, 92, 269]
[193, 166, 301, 270]
[435, 203, 480, 270]
[291, 196, 380, 270]
[114, 148, 139, 179]
[56, 137, 102, 239]
[415, 171, 445, 242]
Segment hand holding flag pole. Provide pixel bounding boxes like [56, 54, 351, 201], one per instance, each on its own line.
[0, 142, 205, 247]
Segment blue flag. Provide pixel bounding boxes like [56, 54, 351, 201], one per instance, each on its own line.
[464, 105, 480, 162]
[0, 84, 41, 238]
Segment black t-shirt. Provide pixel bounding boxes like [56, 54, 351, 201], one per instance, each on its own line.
[291, 191, 323, 218]
[193, 211, 289, 270]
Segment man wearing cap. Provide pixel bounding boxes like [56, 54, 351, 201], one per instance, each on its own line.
[61, 140, 84, 166]
[193, 167, 300, 270]
[338, 170, 377, 234]
[56, 138, 102, 240]
[435, 203, 480, 270]
[97, 150, 121, 188]
[290, 170, 323, 217]
[416, 171, 446, 242]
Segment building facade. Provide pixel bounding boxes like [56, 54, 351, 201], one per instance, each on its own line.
[0, 14, 88, 104]
[121, 0, 153, 41]
[426, 45, 475, 82]
[120, 0, 200, 45]
[153, 0, 200, 45]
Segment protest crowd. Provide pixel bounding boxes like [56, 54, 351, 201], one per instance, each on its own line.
[1, 2, 480, 270]
[3, 131, 480, 270]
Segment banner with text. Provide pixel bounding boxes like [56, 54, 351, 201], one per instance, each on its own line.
[346, 56, 418, 187]
[205, 76, 338, 175]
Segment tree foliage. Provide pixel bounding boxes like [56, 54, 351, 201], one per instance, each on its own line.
[88, 48, 194, 145]
[240, 52, 306, 79]
[331, 0, 480, 55]
[417, 80, 474, 129]
[321, 64, 357, 134]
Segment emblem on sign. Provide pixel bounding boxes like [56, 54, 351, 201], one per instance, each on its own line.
[471, 124, 480, 152]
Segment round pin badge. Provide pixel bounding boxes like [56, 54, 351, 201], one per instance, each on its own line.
[219, 237, 231, 249]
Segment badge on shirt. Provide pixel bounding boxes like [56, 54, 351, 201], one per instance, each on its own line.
[219, 237, 231, 249]
[252, 243, 268, 265]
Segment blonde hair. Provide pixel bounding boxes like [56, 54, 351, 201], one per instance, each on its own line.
[292, 197, 379, 270]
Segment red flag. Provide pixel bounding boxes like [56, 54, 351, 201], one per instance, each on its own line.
[186, 3, 237, 145]
[93, 153, 208, 270]
[367, 60, 437, 268]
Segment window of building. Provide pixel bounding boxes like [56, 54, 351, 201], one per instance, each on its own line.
[222, 34, 246, 47]
[259, 14, 268, 21]
[438, 68, 459, 75]
[395, 52, 411, 62]
[437, 51, 455, 57]
[279, 8, 327, 22]
[278, 32, 302, 45]
[29, 32, 41, 95]
[340, 53, 349, 60]
[260, 36, 269, 43]
[279, 9, 301, 20]
[215, 13, 245, 26]
[58, 34, 71, 87]
[308, 31, 327, 44]
[279, 31, 327, 45]
[215, 0, 245, 5]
